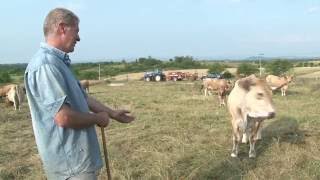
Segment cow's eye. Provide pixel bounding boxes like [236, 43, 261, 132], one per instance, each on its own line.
[257, 93, 264, 99]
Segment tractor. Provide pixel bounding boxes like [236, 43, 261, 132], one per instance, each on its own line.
[144, 69, 166, 82]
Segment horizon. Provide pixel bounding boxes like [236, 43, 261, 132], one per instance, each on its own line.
[1, 1, 320, 64]
[1, 55, 319, 65]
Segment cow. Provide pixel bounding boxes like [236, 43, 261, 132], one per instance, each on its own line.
[6, 85, 24, 110]
[228, 75, 275, 158]
[266, 75, 293, 96]
[201, 78, 231, 106]
[79, 79, 108, 93]
[80, 80, 90, 93]
[0, 84, 16, 97]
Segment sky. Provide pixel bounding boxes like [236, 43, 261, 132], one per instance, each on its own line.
[1, 0, 320, 64]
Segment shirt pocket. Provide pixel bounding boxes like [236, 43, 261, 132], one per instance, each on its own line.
[66, 142, 91, 171]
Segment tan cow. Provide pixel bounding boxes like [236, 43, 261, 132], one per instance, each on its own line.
[80, 79, 108, 93]
[228, 75, 275, 158]
[0, 84, 15, 97]
[6, 85, 24, 110]
[266, 75, 293, 96]
[80, 80, 90, 93]
[202, 78, 231, 106]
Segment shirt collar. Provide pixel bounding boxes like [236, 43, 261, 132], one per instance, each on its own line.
[40, 42, 71, 67]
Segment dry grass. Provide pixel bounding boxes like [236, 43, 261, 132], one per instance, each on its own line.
[0, 72, 319, 180]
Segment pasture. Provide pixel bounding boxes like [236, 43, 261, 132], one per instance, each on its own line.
[0, 74, 320, 179]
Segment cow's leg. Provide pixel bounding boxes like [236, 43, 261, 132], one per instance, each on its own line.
[249, 122, 261, 158]
[218, 91, 225, 107]
[204, 88, 207, 96]
[231, 126, 242, 157]
[249, 134, 256, 158]
[231, 134, 240, 157]
[13, 99, 17, 110]
[255, 122, 263, 140]
[218, 94, 223, 106]
[222, 95, 226, 106]
[281, 88, 285, 96]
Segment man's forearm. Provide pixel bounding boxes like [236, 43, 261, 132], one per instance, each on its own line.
[55, 104, 100, 129]
[87, 96, 115, 118]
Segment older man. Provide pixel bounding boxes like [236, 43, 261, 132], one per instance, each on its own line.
[24, 8, 134, 180]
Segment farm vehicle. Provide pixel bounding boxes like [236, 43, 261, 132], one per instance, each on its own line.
[167, 72, 198, 81]
[144, 69, 166, 82]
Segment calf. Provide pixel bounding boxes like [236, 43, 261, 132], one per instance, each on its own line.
[228, 75, 275, 158]
[266, 75, 293, 96]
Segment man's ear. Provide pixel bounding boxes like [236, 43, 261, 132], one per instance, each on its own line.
[57, 23, 67, 34]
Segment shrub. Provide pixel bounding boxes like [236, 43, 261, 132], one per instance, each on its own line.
[208, 63, 226, 74]
[265, 60, 293, 76]
[0, 72, 12, 83]
[236, 63, 259, 76]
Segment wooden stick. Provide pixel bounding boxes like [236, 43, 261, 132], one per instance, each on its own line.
[101, 127, 112, 180]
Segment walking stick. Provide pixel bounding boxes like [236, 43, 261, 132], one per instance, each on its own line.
[100, 127, 112, 180]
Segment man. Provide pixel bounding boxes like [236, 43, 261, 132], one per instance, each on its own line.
[24, 8, 134, 180]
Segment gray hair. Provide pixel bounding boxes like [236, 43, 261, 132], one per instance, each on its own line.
[43, 8, 79, 37]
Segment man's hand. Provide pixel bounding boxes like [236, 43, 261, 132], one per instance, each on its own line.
[111, 110, 135, 123]
[96, 111, 110, 127]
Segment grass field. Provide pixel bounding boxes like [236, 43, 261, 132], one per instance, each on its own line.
[0, 72, 320, 179]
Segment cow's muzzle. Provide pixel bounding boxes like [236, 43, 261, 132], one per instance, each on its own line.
[268, 112, 275, 119]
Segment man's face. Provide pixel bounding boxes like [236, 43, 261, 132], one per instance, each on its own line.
[62, 22, 80, 53]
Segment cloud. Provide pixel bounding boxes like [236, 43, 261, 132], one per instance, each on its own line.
[230, 0, 241, 3]
[307, 6, 319, 14]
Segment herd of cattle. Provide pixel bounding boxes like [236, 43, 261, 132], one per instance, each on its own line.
[202, 74, 293, 157]
[0, 73, 293, 158]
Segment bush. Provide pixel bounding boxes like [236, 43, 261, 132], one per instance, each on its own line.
[236, 63, 259, 76]
[0, 72, 12, 83]
[222, 70, 234, 79]
[75, 71, 99, 80]
[265, 60, 293, 76]
[208, 63, 226, 74]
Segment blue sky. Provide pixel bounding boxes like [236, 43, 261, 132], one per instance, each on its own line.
[1, 0, 320, 63]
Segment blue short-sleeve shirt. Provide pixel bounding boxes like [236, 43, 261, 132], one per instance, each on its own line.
[24, 43, 102, 180]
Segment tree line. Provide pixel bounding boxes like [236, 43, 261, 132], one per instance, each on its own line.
[0, 57, 318, 83]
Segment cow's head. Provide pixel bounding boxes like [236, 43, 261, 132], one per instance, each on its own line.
[286, 75, 293, 83]
[238, 75, 275, 120]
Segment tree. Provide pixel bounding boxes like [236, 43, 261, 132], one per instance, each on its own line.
[222, 70, 234, 79]
[265, 60, 293, 76]
[207, 63, 225, 74]
[236, 63, 259, 76]
[0, 72, 12, 83]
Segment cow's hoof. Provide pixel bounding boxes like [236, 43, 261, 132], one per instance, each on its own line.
[231, 153, 238, 158]
[249, 153, 256, 158]
[241, 138, 248, 143]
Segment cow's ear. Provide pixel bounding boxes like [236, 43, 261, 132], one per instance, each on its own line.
[238, 79, 250, 91]
[238, 78, 254, 91]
